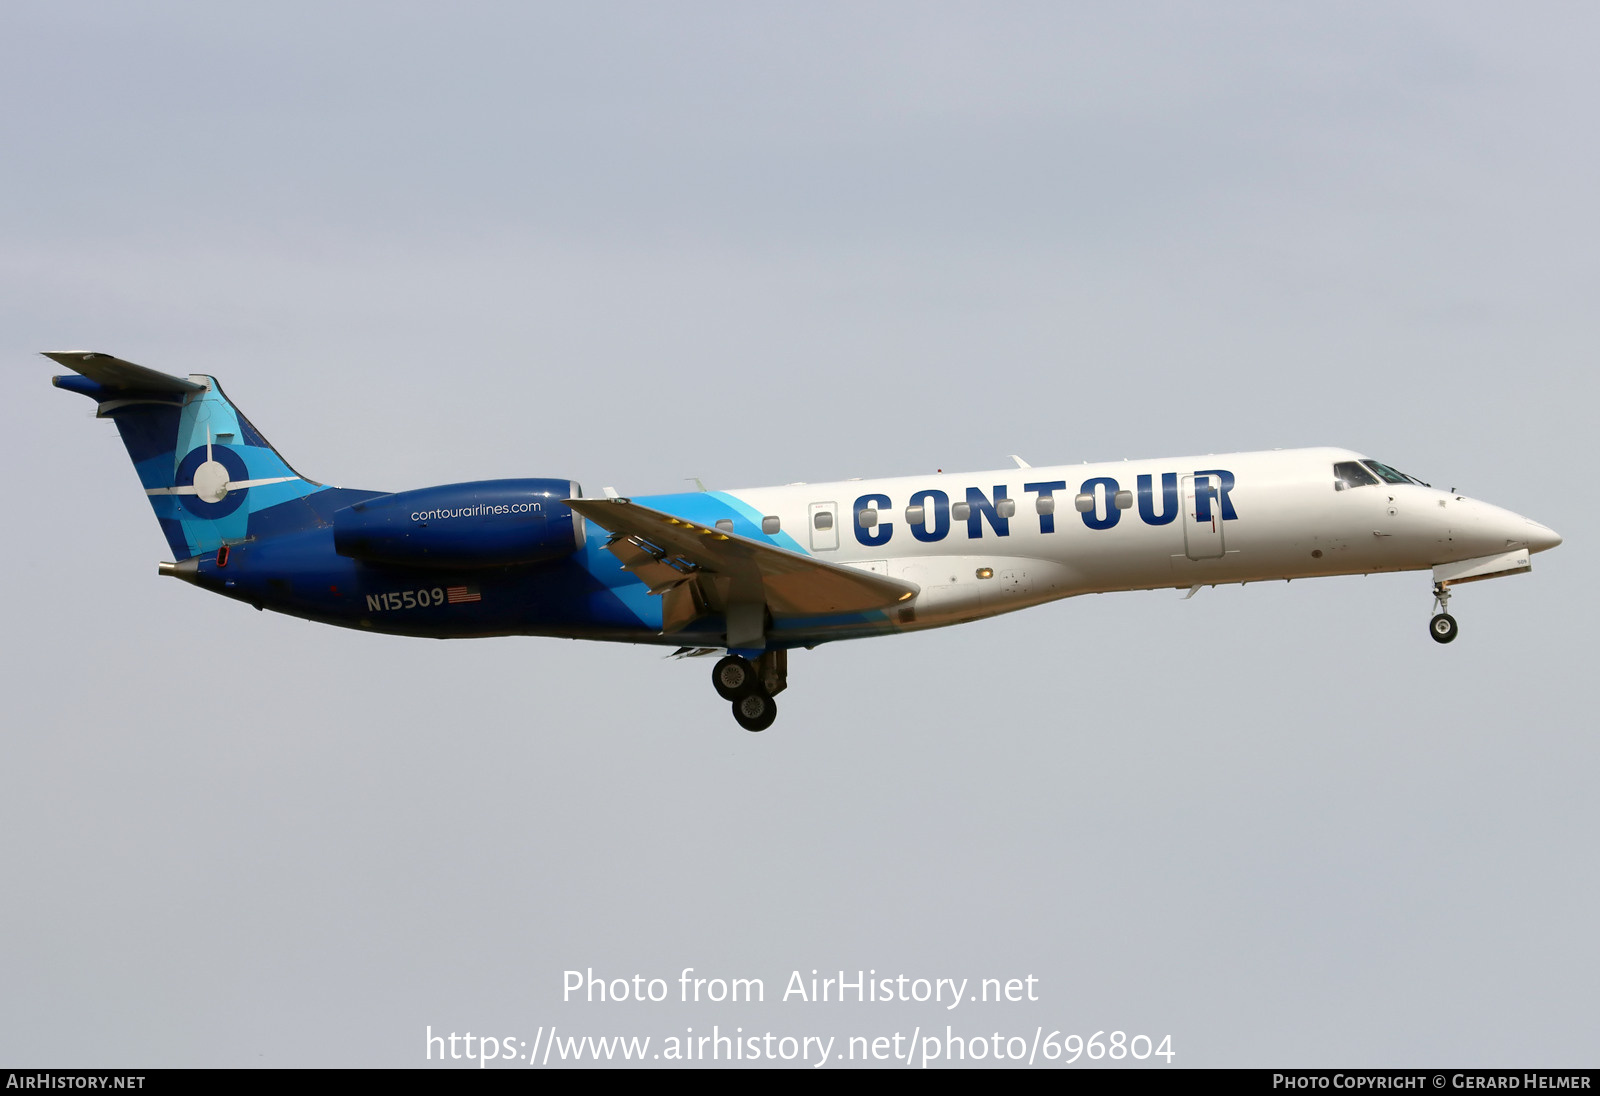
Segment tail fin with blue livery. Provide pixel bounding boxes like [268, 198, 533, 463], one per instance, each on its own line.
[48, 351, 362, 560]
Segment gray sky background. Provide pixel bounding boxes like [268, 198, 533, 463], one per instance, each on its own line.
[2, 1, 1594, 1068]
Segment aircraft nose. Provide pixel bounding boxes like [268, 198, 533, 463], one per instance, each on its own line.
[1525, 520, 1562, 554]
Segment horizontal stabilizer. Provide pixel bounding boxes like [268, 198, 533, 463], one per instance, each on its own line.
[43, 351, 203, 394]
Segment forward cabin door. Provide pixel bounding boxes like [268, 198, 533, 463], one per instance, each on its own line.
[1182, 474, 1226, 560]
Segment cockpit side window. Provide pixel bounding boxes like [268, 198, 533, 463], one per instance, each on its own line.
[1362, 460, 1426, 486]
[1334, 461, 1379, 490]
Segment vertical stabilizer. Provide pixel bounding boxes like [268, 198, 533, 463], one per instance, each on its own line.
[49, 351, 333, 558]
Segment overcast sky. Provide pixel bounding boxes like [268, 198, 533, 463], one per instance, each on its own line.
[2, 1, 1594, 1068]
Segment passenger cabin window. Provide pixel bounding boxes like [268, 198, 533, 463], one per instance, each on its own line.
[813, 511, 833, 531]
[762, 516, 781, 534]
[715, 519, 734, 533]
[1334, 461, 1378, 490]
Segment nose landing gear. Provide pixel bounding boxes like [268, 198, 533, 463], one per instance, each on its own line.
[711, 650, 788, 731]
[1430, 582, 1459, 644]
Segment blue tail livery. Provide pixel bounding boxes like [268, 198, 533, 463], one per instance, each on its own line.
[51, 351, 1562, 732]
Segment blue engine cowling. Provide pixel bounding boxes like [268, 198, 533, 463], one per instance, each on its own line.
[332, 479, 585, 568]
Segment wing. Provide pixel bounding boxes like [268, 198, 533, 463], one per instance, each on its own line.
[565, 496, 918, 639]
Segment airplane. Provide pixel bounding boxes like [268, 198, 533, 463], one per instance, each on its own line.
[48, 350, 1563, 732]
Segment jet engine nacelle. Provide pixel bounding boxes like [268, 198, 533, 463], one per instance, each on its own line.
[332, 478, 584, 568]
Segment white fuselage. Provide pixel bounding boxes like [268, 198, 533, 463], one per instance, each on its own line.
[715, 447, 1559, 636]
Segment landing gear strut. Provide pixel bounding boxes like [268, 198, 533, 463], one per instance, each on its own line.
[1429, 582, 1458, 644]
[711, 650, 788, 731]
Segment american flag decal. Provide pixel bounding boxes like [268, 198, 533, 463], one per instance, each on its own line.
[447, 585, 481, 604]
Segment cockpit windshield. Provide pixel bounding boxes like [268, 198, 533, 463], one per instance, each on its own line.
[1362, 460, 1429, 487]
[1333, 461, 1378, 490]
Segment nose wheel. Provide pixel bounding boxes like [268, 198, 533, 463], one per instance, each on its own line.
[1429, 582, 1459, 644]
[710, 650, 788, 731]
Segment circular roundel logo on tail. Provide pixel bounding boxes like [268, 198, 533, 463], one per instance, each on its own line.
[174, 444, 251, 518]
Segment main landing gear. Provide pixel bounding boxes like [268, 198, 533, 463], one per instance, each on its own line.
[711, 650, 788, 732]
[1429, 581, 1459, 644]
